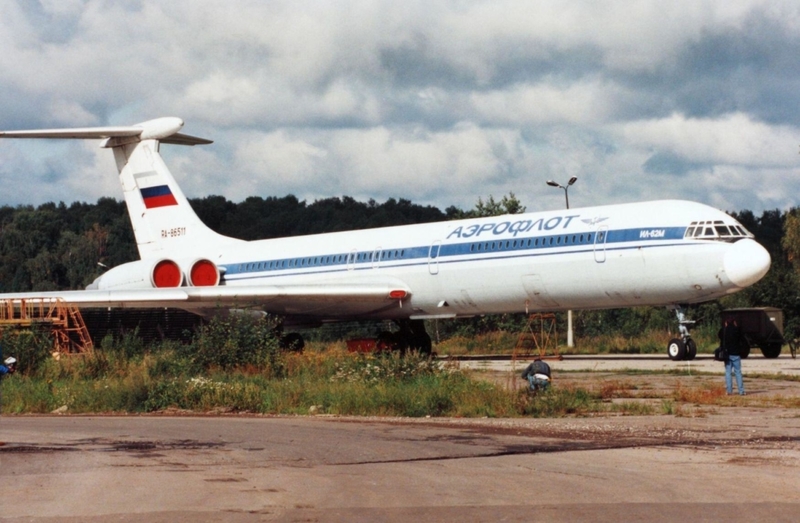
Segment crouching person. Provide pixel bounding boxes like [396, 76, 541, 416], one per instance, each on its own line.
[0, 357, 16, 377]
[521, 359, 551, 392]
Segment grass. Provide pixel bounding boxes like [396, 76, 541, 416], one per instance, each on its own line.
[0, 344, 663, 418]
[0, 347, 519, 417]
[1, 320, 797, 417]
[435, 328, 723, 356]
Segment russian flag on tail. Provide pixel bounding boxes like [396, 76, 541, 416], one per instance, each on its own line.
[140, 185, 178, 208]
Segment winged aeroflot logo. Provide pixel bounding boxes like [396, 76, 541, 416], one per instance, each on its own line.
[581, 216, 608, 226]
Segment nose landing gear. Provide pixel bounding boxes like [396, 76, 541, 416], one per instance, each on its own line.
[667, 306, 697, 361]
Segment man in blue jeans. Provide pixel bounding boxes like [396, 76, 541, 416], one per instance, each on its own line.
[521, 359, 551, 392]
[721, 319, 746, 395]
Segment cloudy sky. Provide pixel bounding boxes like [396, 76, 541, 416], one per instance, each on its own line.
[1, 0, 800, 214]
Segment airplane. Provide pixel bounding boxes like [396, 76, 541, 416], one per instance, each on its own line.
[0, 117, 772, 360]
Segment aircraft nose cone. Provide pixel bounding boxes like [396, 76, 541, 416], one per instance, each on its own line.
[724, 239, 771, 288]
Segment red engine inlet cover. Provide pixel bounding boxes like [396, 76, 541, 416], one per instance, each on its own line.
[152, 260, 182, 288]
[190, 259, 219, 286]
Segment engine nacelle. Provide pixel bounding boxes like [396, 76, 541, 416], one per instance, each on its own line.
[87, 259, 184, 290]
[87, 258, 222, 290]
[151, 259, 183, 288]
[188, 258, 220, 287]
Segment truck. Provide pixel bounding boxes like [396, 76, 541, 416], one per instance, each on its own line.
[720, 308, 796, 359]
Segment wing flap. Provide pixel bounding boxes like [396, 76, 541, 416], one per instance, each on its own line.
[0, 289, 190, 308]
[0, 282, 410, 317]
[184, 283, 406, 303]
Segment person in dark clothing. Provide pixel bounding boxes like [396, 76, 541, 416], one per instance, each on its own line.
[521, 359, 551, 392]
[720, 319, 746, 395]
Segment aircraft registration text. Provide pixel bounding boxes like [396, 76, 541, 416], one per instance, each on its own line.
[161, 227, 187, 238]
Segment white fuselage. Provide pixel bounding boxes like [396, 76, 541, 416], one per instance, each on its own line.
[160, 199, 770, 321]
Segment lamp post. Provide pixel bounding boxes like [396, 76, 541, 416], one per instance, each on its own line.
[545, 176, 577, 347]
[545, 176, 577, 209]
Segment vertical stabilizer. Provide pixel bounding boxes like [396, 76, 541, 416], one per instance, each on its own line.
[0, 117, 242, 260]
[111, 137, 240, 259]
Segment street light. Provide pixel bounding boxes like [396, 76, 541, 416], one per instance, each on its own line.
[546, 176, 578, 347]
[545, 176, 578, 209]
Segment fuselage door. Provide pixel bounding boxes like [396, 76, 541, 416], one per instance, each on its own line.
[346, 249, 356, 271]
[428, 241, 441, 275]
[594, 225, 608, 263]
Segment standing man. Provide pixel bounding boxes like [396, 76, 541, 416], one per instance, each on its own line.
[721, 319, 746, 396]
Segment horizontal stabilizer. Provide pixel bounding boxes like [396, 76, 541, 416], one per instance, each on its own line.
[0, 117, 212, 146]
[0, 126, 142, 139]
[161, 133, 214, 146]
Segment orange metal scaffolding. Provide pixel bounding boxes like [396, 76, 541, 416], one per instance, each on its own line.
[0, 298, 93, 355]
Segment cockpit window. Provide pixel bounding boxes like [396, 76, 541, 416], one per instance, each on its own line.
[714, 225, 731, 237]
[684, 220, 753, 242]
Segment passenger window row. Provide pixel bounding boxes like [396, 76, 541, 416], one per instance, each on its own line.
[468, 233, 595, 253]
[236, 249, 408, 273]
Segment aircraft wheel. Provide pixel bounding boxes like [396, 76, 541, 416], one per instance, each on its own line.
[761, 342, 782, 359]
[667, 338, 686, 360]
[685, 338, 697, 360]
[740, 340, 751, 359]
[395, 319, 432, 355]
[409, 319, 433, 354]
[280, 332, 305, 352]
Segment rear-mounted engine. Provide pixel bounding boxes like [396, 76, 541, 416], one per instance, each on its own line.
[151, 259, 183, 288]
[189, 259, 220, 286]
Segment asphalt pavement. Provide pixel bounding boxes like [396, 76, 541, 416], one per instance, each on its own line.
[1, 354, 799, 522]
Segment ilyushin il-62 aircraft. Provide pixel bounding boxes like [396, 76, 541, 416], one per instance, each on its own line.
[0, 118, 772, 360]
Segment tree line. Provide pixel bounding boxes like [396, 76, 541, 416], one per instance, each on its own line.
[0, 193, 796, 339]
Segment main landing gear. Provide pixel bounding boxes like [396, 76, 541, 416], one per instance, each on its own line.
[280, 331, 305, 352]
[377, 319, 433, 355]
[667, 306, 697, 361]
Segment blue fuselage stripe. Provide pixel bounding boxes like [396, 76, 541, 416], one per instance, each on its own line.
[220, 226, 689, 282]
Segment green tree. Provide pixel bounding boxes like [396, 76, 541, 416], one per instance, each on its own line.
[782, 208, 800, 272]
[448, 192, 526, 219]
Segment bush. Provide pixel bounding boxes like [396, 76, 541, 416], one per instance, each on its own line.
[100, 330, 146, 360]
[329, 351, 443, 383]
[185, 314, 284, 374]
[1, 327, 53, 376]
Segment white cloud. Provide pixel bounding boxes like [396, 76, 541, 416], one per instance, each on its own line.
[1, 0, 800, 215]
[469, 81, 614, 125]
[619, 112, 800, 167]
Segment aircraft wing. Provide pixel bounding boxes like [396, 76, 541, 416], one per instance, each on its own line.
[0, 281, 411, 318]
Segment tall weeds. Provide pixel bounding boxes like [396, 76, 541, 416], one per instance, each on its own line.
[0, 317, 725, 417]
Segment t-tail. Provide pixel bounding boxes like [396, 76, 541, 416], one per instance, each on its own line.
[0, 117, 242, 260]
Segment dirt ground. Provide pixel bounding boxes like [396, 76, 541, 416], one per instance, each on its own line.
[461, 353, 800, 396]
